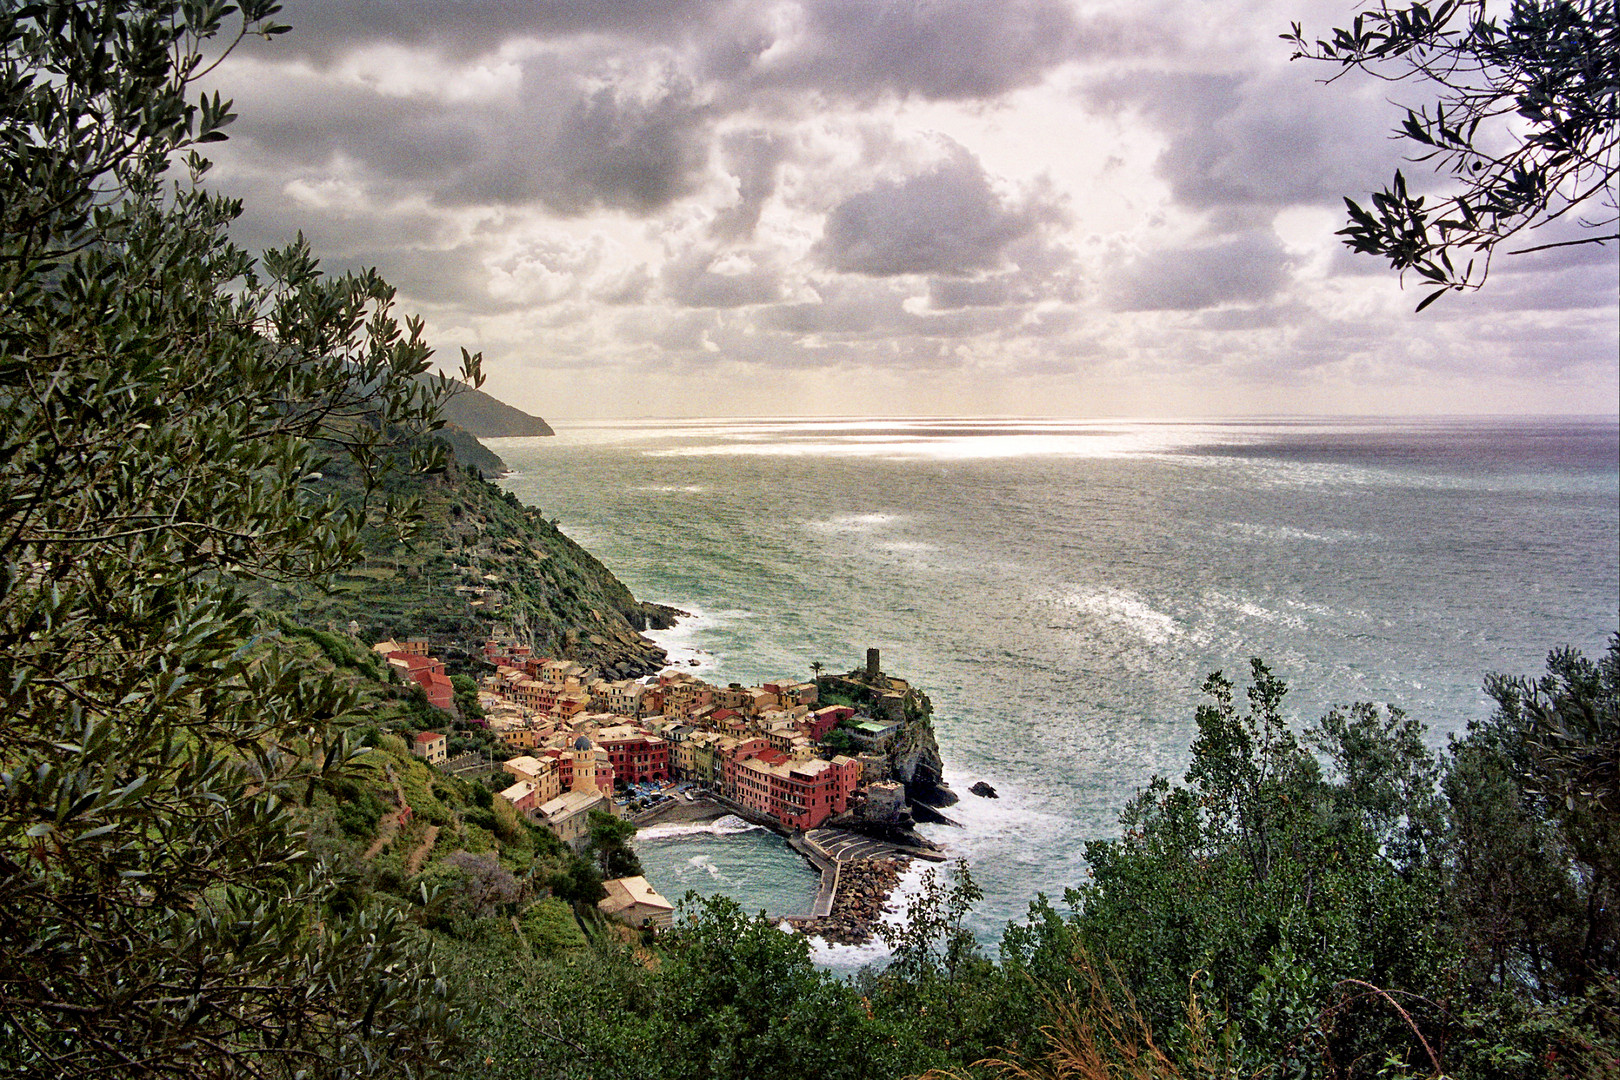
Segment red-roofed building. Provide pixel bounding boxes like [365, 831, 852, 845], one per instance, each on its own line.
[389, 651, 454, 711]
[387, 651, 445, 678]
[420, 669, 454, 712]
[805, 705, 854, 741]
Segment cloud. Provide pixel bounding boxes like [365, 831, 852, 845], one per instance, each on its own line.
[487, 75, 714, 215]
[814, 149, 1062, 276]
[709, 129, 791, 242]
[1111, 232, 1294, 311]
[197, 0, 1615, 416]
[267, 0, 729, 60]
[661, 248, 783, 307]
[216, 51, 714, 217]
[743, 0, 1085, 102]
[1086, 67, 1405, 212]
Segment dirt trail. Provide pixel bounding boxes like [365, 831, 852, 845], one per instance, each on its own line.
[406, 824, 440, 876]
[362, 764, 410, 862]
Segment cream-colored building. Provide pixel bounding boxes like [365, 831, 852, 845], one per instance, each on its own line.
[535, 788, 608, 849]
[504, 755, 562, 804]
[598, 876, 674, 930]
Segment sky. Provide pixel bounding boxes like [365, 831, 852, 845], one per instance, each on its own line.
[206, 0, 1619, 420]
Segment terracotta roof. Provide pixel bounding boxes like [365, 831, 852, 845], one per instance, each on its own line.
[413, 731, 442, 743]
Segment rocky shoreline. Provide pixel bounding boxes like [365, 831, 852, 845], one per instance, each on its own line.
[784, 856, 907, 946]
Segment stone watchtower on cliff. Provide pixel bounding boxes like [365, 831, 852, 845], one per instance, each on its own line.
[865, 648, 881, 680]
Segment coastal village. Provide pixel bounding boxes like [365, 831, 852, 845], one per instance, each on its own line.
[374, 635, 950, 943]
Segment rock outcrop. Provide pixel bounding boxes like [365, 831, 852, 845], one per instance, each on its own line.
[969, 781, 998, 799]
[889, 701, 956, 809]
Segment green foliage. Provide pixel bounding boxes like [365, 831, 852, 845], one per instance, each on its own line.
[520, 898, 589, 957]
[332, 778, 390, 839]
[864, 860, 1022, 1070]
[1285, 0, 1618, 307]
[1059, 646, 1620, 1078]
[0, 2, 482, 1073]
[586, 809, 644, 880]
[1073, 663, 1449, 1074]
[1445, 637, 1618, 1000]
[450, 672, 485, 721]
[650, 895, 921, 1080]
[822, 725, 862, 756]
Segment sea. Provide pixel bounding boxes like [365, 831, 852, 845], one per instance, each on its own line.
[494, 416, 1619, 966]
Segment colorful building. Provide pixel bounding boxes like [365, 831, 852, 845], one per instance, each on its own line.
[731, 751, 861, 830]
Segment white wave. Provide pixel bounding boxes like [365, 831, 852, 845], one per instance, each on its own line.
[1227, 522, 1380, 544]
[642, 604, 753, 674]
[686, 854, 728, 881]
[1058, 586, 1181, 645]
[637, 814, 765, 841]
[1205, 591, 1306, 630]
[801, 858, 935, 971]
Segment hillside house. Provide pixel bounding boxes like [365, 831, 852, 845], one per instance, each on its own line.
[412, 731, 447, 765]
[598, 876, 674, 930]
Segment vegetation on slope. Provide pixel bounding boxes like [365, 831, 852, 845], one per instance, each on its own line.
[258, 452, 678, 676]
[436, 382, 556, 438]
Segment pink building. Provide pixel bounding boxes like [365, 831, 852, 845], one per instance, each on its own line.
[805, 705, 854, 741]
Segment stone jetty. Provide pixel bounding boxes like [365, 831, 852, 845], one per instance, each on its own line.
[786, 856, 907, 945]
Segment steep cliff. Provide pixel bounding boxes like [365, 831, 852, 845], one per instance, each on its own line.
[887, 692, 954, 807]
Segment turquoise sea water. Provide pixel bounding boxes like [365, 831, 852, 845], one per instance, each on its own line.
[495, 416, 1619, 951]
[633, 815, 820, 919]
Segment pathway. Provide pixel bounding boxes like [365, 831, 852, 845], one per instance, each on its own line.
[362, 764, 410, 862]
[406, 824, 440, 877]
[804, 828, 948, 864]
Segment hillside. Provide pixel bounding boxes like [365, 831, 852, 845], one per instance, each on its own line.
[434, 421, 509, 475]
[437, 382, 555, 437]
[262, 442, 677, 677]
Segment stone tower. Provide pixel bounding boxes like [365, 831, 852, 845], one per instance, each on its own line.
[866, 647, 880, 679]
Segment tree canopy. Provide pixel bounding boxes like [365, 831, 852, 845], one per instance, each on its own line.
[0, 1, 478, 1074]
[1286, 0, 1618, 308]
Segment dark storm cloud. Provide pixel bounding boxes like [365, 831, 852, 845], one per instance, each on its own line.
[217, 57, 713, 216]
[814, 151, 1061, 277]
[264, 0, 727, 60]
[928, 276, 1012, 308]
[749, 0, 1083, 101]
[1111, 232, 1293, 311]
[265, 0, 1088, 102]
[457, 77, 714, 214]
